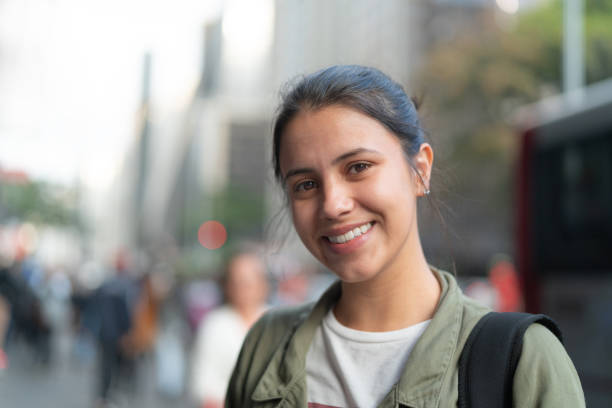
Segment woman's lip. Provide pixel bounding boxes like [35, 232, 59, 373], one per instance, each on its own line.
[323, 223, 373, 254]
[322, 221, 374, 237]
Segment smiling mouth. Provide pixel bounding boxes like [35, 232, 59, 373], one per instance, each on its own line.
[326, 222, 373, 244]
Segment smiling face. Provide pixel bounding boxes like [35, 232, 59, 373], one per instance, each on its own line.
[279, 105, 431, 284]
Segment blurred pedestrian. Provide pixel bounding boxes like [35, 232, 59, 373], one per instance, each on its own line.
[191, 250, 268, 408]
[0, 266, 12, 371]
[0, 262, 51, 365]
[121, 273, 161, 358]
[0, 294, 9, 370]
[488, 256, 523, 313]
[84, 252, 138, 407]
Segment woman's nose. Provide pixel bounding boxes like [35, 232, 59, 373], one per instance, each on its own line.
[321, 181, 354, 219]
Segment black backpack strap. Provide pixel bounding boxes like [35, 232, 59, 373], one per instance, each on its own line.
[457, 312, 563, 408]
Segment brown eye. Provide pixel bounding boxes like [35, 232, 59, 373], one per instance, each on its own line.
[348, 162, 371, 174]
[294, 179, 317, 192]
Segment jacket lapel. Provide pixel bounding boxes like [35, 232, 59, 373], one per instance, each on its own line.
[249, 270, 462, 408]
[395, 269, 463, 407]
[251, 282, 342, 406]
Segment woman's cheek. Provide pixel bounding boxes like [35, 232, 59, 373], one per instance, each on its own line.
[357, 179, 391, 207]
[291, 202, 314, 239]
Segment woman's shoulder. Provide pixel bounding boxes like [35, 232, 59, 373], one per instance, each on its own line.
[520, 322, 577, 373]
[513, 323, 585, 406]
[196, 305, 242, 333]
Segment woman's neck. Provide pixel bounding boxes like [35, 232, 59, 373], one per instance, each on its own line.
[333, 253, 441, 332]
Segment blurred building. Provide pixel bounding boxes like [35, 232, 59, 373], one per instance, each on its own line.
[87, 0, 428, 270]
[273, 0, 420, 88]
[79, 0, 550, 274]
[0, 0, 562, 274]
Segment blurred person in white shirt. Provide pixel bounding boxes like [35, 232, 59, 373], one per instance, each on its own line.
[191, 249, 268, 408]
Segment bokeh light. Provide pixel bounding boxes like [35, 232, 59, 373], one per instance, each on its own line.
[197, 220, 227, 250]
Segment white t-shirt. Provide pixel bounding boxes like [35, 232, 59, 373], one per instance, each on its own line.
[306, 309, 430, 408]
[191, 306, 249, 403]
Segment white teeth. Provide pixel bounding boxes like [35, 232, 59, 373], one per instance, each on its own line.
[327, 222, 372, 244]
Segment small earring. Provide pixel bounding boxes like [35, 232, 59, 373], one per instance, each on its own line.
[416, 170, 430, 196]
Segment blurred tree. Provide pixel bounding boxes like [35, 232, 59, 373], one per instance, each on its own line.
[177, 184, 265, 275]
[178, 185, 264, 255]
[584, 0, 612, 83]
[417, 0, 612, 273]
[0, 181, 81, 227]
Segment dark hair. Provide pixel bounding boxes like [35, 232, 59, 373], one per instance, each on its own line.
[272, 65, 426, 183]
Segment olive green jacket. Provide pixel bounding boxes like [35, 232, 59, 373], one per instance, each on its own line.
[226, 269, 585, 407]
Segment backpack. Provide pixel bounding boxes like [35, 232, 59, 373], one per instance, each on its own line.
[457, 312, 563, 408]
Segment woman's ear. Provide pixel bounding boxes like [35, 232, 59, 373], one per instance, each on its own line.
[413, 143, 433, 196]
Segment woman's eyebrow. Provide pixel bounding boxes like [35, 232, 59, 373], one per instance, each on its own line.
[284, 167, 314, 182]
[283, 148, 381, 182]
[331, 147, 381, 165]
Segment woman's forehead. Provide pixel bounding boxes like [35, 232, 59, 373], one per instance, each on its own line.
[279, 105, 401, 168]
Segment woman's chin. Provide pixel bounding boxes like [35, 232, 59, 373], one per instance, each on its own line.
[328, 265, 379, 284]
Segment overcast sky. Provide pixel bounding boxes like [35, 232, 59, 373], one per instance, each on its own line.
[0, 0, 223, 188]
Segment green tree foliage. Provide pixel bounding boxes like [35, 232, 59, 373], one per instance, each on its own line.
[175, 184, 265, 276]
[584, 1, 612, 83]
[0, 181, 81, 226]
[178, 185, 264, 247]
[417, 0, 612, 269]
[422, 0, 612, 159]
[517, 0, 612, 85]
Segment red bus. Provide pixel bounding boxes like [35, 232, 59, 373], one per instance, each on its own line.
[516, 78, 612, 407]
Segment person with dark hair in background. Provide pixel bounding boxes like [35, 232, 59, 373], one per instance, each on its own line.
[226, 65, 585, 407]
[84, 252, 138, 408]
[0, 261, 51, 367]
[192, 250, 268, 408]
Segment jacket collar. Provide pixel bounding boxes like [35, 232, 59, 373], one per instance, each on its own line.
[251, 281, 341, 403]
[394, 268, 463, 407]
[251, 268, 463, 408]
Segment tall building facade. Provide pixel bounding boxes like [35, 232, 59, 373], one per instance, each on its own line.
[103, 0, 425, 267]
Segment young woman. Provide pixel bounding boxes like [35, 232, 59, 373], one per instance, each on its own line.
[226, 65, 584, 407]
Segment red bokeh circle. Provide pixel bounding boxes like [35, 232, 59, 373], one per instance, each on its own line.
[198, 221, 227, 250]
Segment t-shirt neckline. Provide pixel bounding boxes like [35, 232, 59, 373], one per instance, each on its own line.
[323, 308, 431, 344]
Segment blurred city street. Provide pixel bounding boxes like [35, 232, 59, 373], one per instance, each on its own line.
[1, 338, 96, 408]
[0, 0, 611, 406]
[0, 329, 191, 408]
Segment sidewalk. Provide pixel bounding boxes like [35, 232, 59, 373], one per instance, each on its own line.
[0, 331, 193, 408]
